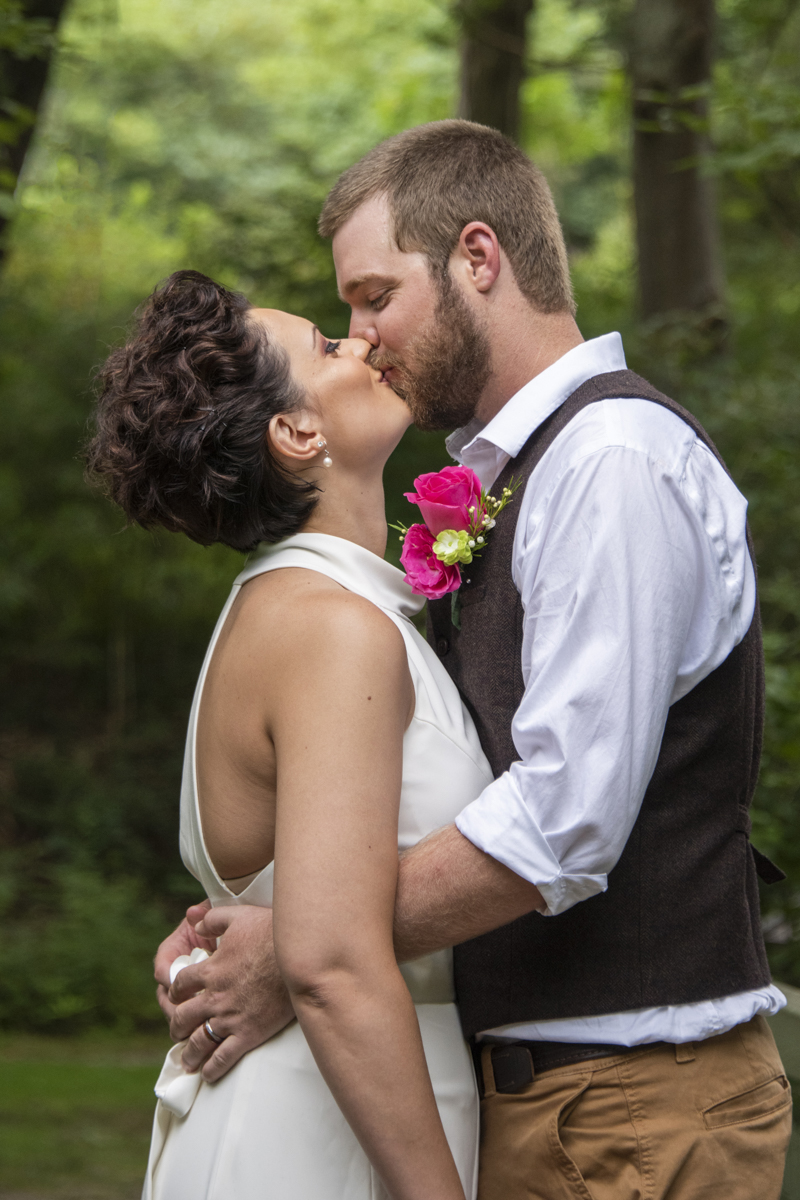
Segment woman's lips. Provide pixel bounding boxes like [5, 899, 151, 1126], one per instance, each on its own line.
[372, 362, 404, 391]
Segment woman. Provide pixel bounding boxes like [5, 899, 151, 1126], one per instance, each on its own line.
[88, 270, 492, 1200]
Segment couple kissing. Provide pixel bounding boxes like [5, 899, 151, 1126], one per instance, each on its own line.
[88, 119, 790, 1200]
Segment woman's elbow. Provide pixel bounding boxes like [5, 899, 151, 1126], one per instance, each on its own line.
[277, 945, 393, 1010]
[280, 956, 342, 1008]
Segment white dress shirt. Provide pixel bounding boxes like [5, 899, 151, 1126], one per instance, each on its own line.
[449, 333, 785, 1045]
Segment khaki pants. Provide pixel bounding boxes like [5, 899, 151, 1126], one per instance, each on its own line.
[476, 1016, 791, 1200]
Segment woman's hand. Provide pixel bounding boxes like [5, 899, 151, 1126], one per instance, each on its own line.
[154, 900, 216, 1026]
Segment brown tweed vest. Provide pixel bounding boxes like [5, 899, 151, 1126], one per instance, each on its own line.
[427, 369, 776, 1039]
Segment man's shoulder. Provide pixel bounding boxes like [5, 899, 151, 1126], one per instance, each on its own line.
[540, 392, 704, 480]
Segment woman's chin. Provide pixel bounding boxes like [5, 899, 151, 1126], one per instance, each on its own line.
[387, 421, 413, 461]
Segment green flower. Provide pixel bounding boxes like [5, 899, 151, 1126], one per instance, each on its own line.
[433, 528, 473, 565]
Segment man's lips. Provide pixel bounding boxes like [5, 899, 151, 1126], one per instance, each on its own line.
[369, 358, 407, 396]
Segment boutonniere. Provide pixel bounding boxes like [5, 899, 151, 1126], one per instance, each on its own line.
[391, 464, 521, 626]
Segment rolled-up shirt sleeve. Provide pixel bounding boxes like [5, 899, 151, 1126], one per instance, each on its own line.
[455, 423, 754, 917]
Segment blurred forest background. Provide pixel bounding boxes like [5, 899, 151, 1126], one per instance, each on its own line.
[1, 0, 800, 1035]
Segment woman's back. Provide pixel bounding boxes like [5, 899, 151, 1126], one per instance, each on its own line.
[194, 565, 355, 886]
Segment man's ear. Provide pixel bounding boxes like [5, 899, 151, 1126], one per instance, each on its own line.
[454, 222, 502, 294]
[268, 410, 324, 464]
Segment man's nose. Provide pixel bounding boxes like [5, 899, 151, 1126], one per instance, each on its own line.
[347, 311, 379, 348]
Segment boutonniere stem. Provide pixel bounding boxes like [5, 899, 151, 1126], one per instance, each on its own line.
[451, 589, 462, 631]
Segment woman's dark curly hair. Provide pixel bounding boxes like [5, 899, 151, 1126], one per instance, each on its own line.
[86, 270, 317, 552]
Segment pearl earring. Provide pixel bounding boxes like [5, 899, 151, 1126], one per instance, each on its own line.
[317, 439, 332, 469]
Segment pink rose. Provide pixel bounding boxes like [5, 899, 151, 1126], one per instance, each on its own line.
[400, 523, 461, 600]
[404, 465, 482, 537]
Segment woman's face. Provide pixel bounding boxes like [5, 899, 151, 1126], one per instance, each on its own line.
[250, 308, 412, 472]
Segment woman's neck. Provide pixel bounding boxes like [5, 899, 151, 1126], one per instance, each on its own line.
[302, 470, 389, 558]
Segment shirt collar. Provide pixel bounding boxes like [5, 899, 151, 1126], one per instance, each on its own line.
[446, 332, 627, 487]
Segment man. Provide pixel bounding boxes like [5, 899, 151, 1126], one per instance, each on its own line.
[157, 121, 791, 1198]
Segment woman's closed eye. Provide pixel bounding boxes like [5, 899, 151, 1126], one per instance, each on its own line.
[324, 339, 342, 356]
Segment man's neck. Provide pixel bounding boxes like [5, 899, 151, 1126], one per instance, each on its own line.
[475, 309, 585, 424]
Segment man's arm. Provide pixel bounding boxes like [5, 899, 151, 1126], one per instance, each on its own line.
[393, 822, 545, 961]
[161, 829, 542, 1081]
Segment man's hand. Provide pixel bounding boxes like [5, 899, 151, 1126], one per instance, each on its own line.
[165, 904, 295, 1083]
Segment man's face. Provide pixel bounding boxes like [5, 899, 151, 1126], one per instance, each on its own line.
[332, 193, 491, 431]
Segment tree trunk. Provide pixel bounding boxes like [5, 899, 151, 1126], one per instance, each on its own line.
[631, 0, 725, 323]
[456, 0, 534, 143]
[0, 0, 70, 263]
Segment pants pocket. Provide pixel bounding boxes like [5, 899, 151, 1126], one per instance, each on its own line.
[550, 1070, 644, 1200]
[547, 1077, 597, 1200]
[702, 1074, 791, 1130]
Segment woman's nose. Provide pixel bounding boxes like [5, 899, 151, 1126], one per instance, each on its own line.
[338, 337, 372, 361]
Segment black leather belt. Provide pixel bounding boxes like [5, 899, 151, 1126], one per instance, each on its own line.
[475, 1038, 667, 1094]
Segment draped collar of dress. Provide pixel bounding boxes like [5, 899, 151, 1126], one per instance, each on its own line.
[235, 532, 424, 622]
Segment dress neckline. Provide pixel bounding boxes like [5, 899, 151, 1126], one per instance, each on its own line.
[235, 532, 424, 621]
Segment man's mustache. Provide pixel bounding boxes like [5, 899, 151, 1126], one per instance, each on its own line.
[367, 350, 408, 399]
[366, 349, 402, 373]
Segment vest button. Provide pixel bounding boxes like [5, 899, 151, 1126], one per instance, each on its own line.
[436, 637, 450, 657]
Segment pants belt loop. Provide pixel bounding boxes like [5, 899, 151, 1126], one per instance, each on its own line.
[480, 1044, 498, 1099]
[675, 1041, 696, 1064]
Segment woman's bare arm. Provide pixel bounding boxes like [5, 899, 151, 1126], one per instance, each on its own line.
[162, 826, 543, 1084]
[270, 590, 465, 1200]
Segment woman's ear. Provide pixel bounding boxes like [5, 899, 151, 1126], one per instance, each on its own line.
[268, 410, 324, 464]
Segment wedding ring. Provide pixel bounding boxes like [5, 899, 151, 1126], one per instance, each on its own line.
[203, 1019, 225, 1045]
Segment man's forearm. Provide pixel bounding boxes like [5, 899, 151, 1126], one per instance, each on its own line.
[393, 823, 545, 962]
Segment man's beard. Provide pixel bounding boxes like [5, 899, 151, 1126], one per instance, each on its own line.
[370, 274, 492, 432]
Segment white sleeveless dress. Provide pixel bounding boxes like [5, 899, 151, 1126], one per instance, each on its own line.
[143, 532, 492, 1200]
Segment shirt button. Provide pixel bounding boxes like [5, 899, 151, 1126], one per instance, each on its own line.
[436, 637, 450, 657]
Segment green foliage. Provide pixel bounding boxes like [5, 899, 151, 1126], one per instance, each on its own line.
[716, 0, 800, 182]
[0, 0, 62, 210]
[0, 0, 56, 57]
[2, 0, 800, 1029]
[0, 868, 169, 1029]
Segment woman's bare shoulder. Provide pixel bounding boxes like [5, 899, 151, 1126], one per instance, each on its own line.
[232, 567, 408, 667]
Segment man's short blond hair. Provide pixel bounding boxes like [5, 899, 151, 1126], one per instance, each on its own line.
[319, 120, 575, 315]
